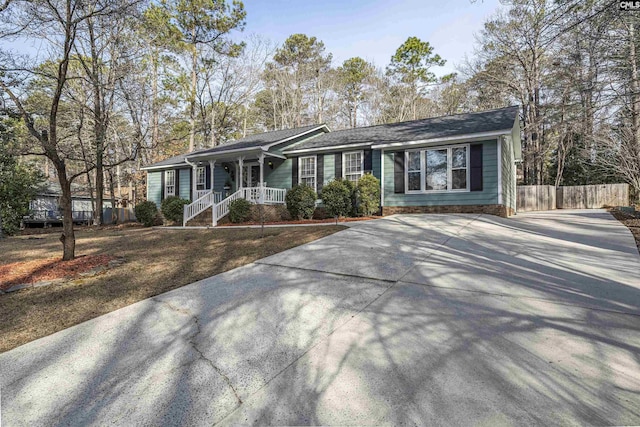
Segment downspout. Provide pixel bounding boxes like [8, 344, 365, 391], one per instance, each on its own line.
[184, 157, 197, 202]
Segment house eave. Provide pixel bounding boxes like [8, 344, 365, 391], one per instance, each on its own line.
[283, 142, 373, 155]
[140, 163, 187, 171]
[370, 129, 513, 150]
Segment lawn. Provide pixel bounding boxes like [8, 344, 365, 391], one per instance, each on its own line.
[0, 224, 345, 353]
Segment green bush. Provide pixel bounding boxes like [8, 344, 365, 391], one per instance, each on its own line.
[135, 201, 158, 227]
[321, 179, 352, 219]
[229, 198, 252, 223]
[161, 196, 190, 223]
[343, 178, 358, 216]
[285, 184, 317, 220]
[357, 173, 381, 216]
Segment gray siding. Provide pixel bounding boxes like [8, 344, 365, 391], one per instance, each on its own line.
[323, 153, 335, 184]
[372, 150, 381, 180]
[383, 140, 499, 207]
[178, 168, 191, 200]
[147, 171, 162, 208]
[266, 158, 293, 189]
[213, 165, 229, 193]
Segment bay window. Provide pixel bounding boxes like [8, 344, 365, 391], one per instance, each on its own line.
[405, 144, 469, 193]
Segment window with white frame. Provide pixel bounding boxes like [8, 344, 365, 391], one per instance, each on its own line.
[343, 151, 364, 183]
[165, 170, 175, 196]
[196, 166, 206, 190]
[405, 144, 469, 193]
[299, 156, 316, 191]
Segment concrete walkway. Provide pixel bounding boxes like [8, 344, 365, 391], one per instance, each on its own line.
[1, 210, 639, 426]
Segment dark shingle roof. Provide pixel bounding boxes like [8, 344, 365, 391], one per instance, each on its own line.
[142, 124, 325, 169]
[285, 106, 520, 152]
[142, 148, 210, 169]
[190, 124, 324, 156]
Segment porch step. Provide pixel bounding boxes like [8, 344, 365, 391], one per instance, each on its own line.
[185, 207, 212, 227]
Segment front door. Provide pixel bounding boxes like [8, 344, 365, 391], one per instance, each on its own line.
[242, 164, 260, 187]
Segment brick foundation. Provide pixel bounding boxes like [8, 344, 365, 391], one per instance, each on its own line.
[382, 204, 512, 218]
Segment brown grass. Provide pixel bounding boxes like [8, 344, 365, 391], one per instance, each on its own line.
[0, 225, 345, 353]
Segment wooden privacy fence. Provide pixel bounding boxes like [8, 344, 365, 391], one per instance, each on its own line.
[556, 184, 629, 209]
[517, 184, 629, 212]
[517, 185, 556, 212]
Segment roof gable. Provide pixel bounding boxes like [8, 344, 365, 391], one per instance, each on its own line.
[141, 124, 328, 170]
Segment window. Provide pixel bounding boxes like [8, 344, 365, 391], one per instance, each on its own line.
[165, 170, 175, 196]
[405, 144, 469, 193]
[451, 146, 467, 190]
[426, 149, 447, 190]
[407, 151, 421, 191]
[343, 151, 364, 183]
[196, 167, 206, 190]
[299, 156, 316, 191]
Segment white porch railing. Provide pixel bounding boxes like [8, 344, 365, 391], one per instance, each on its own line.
[184, 187, 287, 226]
[214, 189, 243, 225]
[182, 191, 223, 226]
[195, 189, 210, 199]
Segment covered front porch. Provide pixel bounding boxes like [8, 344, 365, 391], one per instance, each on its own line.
[183, 150, 288, 226]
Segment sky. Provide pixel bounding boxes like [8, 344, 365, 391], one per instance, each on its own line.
[240, 0, 502, 76]
[5, 0, 502, 77]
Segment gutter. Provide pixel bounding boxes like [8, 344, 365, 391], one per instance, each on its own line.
[370, 129, 513, 149]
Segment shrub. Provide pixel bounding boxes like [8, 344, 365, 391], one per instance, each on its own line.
[229, 198, 252, 223]
[135, 201, 158, 227]
[321, 179, 352, 219]
[286, 184, 317, 220]
[357, 173, 381, 216]
[161, 196, 190, 223]
[337, 178, 358, 216]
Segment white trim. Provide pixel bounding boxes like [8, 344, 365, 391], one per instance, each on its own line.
[188, 146, 263, 160]
[371, 129, 512, 150]
[342, 150, 365, 184]
[263, 125, 330, 149]
[404, 143, 470, 194]
[141, 163, 187, 171]
[380, 149, 385, 207]
[283, 142, 372, 155]
[497, 136, 503, 205]
[298, 155, 317, 192]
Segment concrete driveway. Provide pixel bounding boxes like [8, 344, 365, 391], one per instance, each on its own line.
[2, 210, 639, 426]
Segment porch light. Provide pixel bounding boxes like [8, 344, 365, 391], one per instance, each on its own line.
[268, 161, 274, 169]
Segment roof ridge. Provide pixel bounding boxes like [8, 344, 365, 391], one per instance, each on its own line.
[223, 123, 325, 145]
[325, 105, 520, 134]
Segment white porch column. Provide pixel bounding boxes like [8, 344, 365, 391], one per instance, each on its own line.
[209, 160, 216, 193]
[238, 157, 244, 191]
[192, 164, 198, 201]
[258, 153, 265, 204]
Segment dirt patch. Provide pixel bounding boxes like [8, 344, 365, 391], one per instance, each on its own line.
[610, 208, 640, 254]
[0, 225, 345, 352]
[0, 255, 115, 292]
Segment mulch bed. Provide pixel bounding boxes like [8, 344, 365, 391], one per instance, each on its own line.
[0, 254, 115, 292]
[610, 208, 640, 253]
[219, 216, 380, 227]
